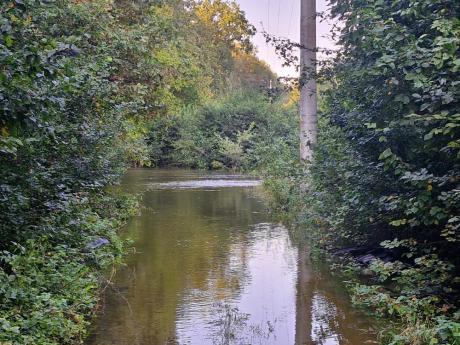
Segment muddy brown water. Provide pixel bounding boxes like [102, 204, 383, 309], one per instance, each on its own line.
[86, 169, 378, 345]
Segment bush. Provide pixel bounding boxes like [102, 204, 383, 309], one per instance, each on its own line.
[0, 192, 138, 345]
[148, 91, 298, 170]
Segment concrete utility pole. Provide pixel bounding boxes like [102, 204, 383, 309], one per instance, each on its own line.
[299, 0, 317, 161]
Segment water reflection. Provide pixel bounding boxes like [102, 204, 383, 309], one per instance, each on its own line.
[295, 245, 377, 345]
[87, 169, 377, 345]
[148, 179, 261, 190]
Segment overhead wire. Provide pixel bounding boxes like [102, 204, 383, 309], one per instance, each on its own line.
[287, 0, 296, 37]
[273, 0, 283, 75]
[267, 0, 271, 34]
[266, 0, 271, 62]
[276, 0, 281, 36]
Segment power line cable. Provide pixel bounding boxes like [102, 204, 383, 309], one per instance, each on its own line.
[287, 0, 296, 37]
[276, 0, 281, 35]
[267, 0, 271, 34]
[266, 0, 271, 61]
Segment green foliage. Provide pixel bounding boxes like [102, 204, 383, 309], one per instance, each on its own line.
[229, 50, 277, 91]
[262, 0, 460, 343]
[0, 192, 138, 345]
[215, 122, 255, 170]
[351, 284, 460, 345]
[110, 0, 266, 167]
[1, 0, 125, 245]
[0, 0, 275, 343]
[148, 91, 297, 170]
[195, 0, 256, 53]
[323, 3, 460, 338]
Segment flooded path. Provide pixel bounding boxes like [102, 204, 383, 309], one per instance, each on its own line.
[87, 169, 377, 345]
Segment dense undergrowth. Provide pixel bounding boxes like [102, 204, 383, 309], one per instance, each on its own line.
[0, 1, 131, 342]
[147, 91, 297, 170]
[0, 193, 138, 344]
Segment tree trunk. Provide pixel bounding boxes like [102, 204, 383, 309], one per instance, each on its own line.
[299, 0, 317, 161]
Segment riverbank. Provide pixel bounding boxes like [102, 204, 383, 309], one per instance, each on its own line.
[0, 190, 138, 345]
[260, 163, 460, 345]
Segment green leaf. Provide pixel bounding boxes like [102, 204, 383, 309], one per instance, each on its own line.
[395, 95, 410, 104]
[390, 219, 407, 226]
[4, 35, 13, 48]
[379, 148, 393, 160]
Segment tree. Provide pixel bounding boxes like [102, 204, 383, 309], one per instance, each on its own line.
[228, 49, 277, 91]
[194, 0, 256, 53]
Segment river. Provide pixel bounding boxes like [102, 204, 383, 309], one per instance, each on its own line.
[86, 169, 377, 345]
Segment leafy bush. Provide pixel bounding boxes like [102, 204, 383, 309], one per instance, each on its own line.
[148, 91, 297, 170]
[0, 192, 138, 345]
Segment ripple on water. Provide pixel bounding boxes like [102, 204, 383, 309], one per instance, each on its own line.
[147, 179, 262, 190]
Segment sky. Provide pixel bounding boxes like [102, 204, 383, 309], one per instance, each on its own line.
[235, 0, 335, 78]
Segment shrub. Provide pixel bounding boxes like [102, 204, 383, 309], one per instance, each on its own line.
[148, 91, 298, 170]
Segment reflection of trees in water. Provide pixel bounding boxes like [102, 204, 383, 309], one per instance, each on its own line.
[311, 293, 342, 344]
[87, 176, 265, 345]
[206, 223, 296, 345]
[90, 170, 377, 345]
[209, 303, 275, 345]
[295, 246, 378, 345]
[295, 244, 313, 345]
[205, 240, 251, 301]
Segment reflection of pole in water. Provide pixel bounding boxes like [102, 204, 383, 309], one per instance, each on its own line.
[295, 243, 314, 345]
[295, 245, 378, 345]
